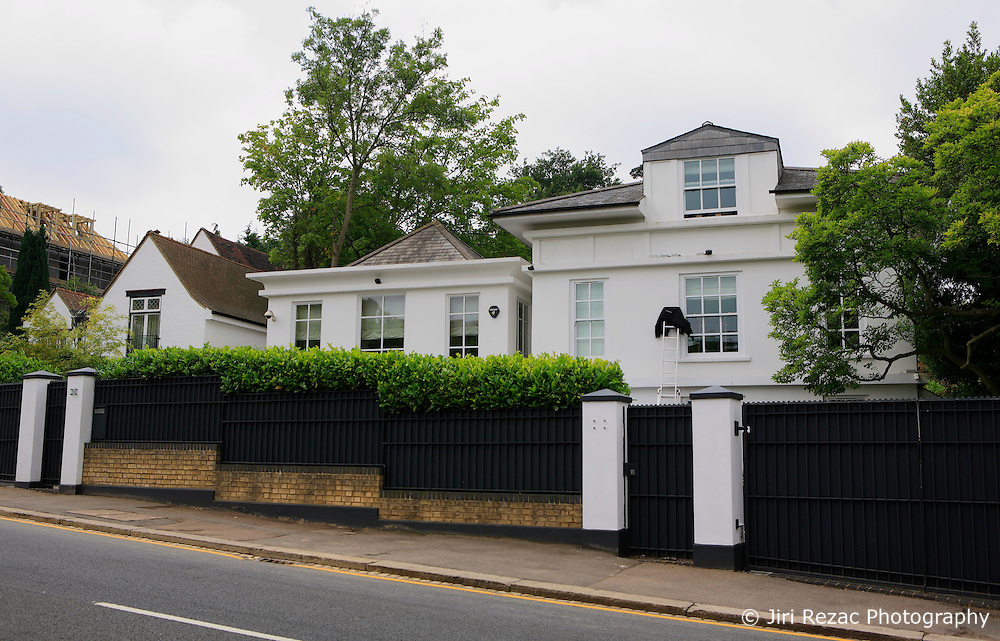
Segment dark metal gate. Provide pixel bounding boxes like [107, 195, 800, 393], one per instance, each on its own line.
[744, 398, 1000, 598]
[626, 404, 693, 558]
[40, 381, 67, 487]
[0, 383, 21, 482]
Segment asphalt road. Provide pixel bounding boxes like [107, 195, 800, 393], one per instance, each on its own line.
[0, 516, 781, 641]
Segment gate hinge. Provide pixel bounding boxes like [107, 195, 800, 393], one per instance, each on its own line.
[734, 421, 750, 436]
[623, 462, 638, 478]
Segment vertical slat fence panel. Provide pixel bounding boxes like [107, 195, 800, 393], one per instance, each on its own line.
[0, 382, 22, 482]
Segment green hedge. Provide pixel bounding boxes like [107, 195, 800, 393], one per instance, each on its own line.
[95, 346, 629, 411]
[0, 352, 60, 385]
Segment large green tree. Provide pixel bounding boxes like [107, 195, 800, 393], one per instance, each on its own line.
[765, 72, 1000, 396]
[8, 226, 50, 333]
[896, 22, 1000, 166]
[515, 148, 621, 201]
[241, 9, 531, 267]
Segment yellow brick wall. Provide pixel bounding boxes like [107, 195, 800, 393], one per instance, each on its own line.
[81, 443, 580, 528]
[215, 468, 382, 508]
[379, 493, 582, 528]
[82, 443, 218, 489]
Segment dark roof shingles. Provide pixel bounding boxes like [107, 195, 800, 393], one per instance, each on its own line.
[492, 182, 643, 216]
[200, 229, 277, 272]
[150, 235, 267, 325]
[349, 220, 482, 266]
[773, 168, 818, 193]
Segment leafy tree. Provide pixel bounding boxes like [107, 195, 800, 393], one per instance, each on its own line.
[1, 293, 121, 373]
[515, 148, 621, 201]
[241, 9, 531, 267]
[0, 268, 15, 336]
[1, 292, 127, 374]
[897, 22, 1000, 165]
[8, 225, 50, 333]
[238, 225, 280, 257]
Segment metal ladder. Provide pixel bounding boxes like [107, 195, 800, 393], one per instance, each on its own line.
[656, 322, 680, 403]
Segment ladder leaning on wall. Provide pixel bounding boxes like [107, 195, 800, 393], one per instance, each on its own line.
[656, 322, 681, 404]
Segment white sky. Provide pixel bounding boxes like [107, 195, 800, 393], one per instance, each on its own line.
[2, 0, 998, 251]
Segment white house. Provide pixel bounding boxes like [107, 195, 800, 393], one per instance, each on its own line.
[492, 123, 921, 402]
[102, 231, 269, 352]
[43, 287, 94, 329]
[248, 220, 532, 356]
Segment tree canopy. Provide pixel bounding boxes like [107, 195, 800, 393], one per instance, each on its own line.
[0, 268, 15, 336]
[765, 70, 1000, 396]
[897, 22, 1000, 166]
[515, 148, 621, 201]
[8, 226, 50, 333]
[240, 9, 532, 268]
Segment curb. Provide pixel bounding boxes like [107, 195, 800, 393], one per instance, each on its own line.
[0, 506, 980, 641]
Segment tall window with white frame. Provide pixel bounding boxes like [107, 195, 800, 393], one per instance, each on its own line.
[294, 303, 322, 349]
[574, 281, 604, 357]
[684, 158, 736, 217]
[448, 295, 479, 357]
[685, 275, 739, 354]
[827, 300, 860, 349]
[360, 294, 404, 352]
[128, 296, 160, 352]
[516, 300, 530, 355]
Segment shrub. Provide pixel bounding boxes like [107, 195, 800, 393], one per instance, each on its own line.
[0, 351, 55, 384]
[95, 346, 629, 411]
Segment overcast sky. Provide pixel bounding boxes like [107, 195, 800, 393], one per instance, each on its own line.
[2, 0, 998, 251]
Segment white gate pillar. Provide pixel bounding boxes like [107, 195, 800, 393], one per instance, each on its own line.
[690, 386, 745, 570]
[14, 371, 62, 488]
[581, 389, 631, 555]
[59, 368, 98, 494]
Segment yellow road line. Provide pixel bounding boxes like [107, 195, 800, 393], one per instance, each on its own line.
[2, 514, 847, 640]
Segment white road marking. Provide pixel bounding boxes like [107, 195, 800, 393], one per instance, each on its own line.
[94, 602, 303, 641]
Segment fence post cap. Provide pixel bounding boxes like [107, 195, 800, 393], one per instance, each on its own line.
[689, 386, 743, 400]
[581, 389, 632, 403]
[22, 371, 62, 381]
[66, 367, 98, 378]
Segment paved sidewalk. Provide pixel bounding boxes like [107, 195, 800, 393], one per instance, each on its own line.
[0, 485, 996, 641]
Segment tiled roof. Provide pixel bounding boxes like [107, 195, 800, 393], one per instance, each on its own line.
[349, 220, 482, 266]
[54, 287, 96, 314]
[773, 167, 819, 193]
[196, 228, 277, 272]
[641, 123, 781, 163]
[149, 234, 267, 325]
[0, 193, 128, 263]
[492, 182, 643, 217]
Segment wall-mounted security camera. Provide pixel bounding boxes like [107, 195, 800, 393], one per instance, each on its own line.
[264, 310, 274, 321]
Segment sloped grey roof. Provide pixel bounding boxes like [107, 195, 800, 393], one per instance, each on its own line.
[642, 123, 781, 163]
[149, 234, 267, 326]
[773, 167, 818, 193]
[348, 220, 482, 266]
[492, 182, 643, 217]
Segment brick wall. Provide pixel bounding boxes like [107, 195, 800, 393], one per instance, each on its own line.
[380, 491, 582, 528]
[215, 465, 382, 508]
[82, 442, 218, 489]
[81, 443, 581, 529]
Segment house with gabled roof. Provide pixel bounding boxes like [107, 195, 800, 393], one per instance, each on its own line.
[102, 231, 268, 352]
[491, 122, 920, 402]
[190, 227, 278, 272]
[248, 220, 532, 356]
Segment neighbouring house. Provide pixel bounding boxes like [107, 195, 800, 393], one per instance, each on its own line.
[45, 287, 96, 328]
[491, 122, 921, 402]
[0, 192, 127, 291]
[190, 227, 278, 272]
[102, 231, 269, 352]
[248, 220, 532, 356]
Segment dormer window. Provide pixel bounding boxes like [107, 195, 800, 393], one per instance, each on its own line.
[684, 158, 736, 217]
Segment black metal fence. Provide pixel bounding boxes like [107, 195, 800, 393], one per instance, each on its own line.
[626, 404, 693, 558]
[744, 399, 1000, 598]
[41, 381, 67, 487]
[94, 376, 223, 442]
[0, 383, 21, 482]
[92, 378, 582, 495]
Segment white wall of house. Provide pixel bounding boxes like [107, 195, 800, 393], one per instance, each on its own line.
[102, 239, 265, 352]
[249, 258, 531, 357]
[519, 150, 919, 403]
[189, 230, 217, 256]
[47, 295, 75, 329]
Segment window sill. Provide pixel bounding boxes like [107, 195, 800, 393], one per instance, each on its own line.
[680, 353, 751, 363]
